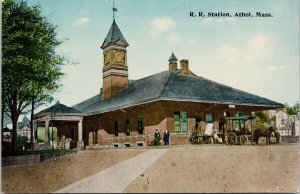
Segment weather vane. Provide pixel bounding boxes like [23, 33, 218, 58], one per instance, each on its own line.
[112, 1, 118, 20]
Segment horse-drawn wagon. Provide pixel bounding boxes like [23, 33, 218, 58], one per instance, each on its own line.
[224, 115, 255, 145]
[189, 123, 220, 144]
[189, 114, 280, 145]
[224, 115, 280, 145]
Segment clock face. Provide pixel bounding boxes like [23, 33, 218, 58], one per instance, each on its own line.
[104, 51, 111, 63]
[114, 51, 125, 62]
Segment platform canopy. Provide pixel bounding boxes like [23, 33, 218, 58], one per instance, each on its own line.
[33, 102, 84, 150]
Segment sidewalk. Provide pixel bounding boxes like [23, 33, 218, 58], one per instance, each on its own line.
[55, 148, 168, 193]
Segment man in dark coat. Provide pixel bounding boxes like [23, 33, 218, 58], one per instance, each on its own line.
[163, 129, 170, 145]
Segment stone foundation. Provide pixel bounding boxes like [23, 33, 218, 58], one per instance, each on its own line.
[95, 133, 191, 147]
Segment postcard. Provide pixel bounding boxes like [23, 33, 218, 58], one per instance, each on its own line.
[2, 0, 299, 193]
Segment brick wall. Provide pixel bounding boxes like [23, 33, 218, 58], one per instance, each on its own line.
[81, 100, 263, 146]
[102, 75, 128, 100]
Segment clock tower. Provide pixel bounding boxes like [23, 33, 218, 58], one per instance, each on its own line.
[100, 19, 129, 100]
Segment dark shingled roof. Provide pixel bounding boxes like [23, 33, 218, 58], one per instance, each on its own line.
[73, 71, 283, 115]
[161, 73, 281, 106]
[35, 102, 82, 117]
[102, 19, 129, 47]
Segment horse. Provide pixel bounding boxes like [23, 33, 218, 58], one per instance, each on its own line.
[253, 126, 280, 145]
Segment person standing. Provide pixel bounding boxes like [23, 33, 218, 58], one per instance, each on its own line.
[154, 129, 161, 146]
[163, 129, 170, 145]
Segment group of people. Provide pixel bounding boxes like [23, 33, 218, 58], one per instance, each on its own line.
[154, 129, 169, 146]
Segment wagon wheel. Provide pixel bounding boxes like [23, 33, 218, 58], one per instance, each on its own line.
[225, 132, 237, 145]
[193, 136, 199, 144]
[249, 135, 256, 145]
[189, 135, 195, 144]
[189, 134, 198, 144]
[240, 135, 248, 145]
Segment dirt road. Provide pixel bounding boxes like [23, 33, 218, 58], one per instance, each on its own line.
[2, 144, 299, 193]
[124, 144, 300, 193]
[2, 149, 145, 193]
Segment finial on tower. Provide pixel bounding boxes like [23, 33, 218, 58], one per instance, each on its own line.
[112, 1, 118, 20]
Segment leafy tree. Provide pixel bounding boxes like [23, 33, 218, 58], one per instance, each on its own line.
[2, 0, 65, 154]
[283, 102, 299, 137]
[284, 102, 299, 116]
[255, 111, 270, 124]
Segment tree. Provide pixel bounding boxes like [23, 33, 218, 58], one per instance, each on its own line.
[2, 0, 65, 154]
[255, 111, 270, 124]
[284, 102, 299, 137]
[284, 102, 299, 116]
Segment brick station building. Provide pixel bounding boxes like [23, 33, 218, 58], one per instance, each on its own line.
[34, 19, 283, 149]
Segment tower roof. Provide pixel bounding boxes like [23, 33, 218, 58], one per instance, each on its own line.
[101, 19, 129, 48]
[169, 52, 178, 61]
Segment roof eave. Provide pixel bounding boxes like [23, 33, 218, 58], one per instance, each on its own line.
[159, 97, 284, 108]
[33, 112, 85, 120]
[101, 40, 129, 49]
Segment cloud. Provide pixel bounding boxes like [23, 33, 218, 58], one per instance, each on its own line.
[72, 17, 91, 27]
[201, 18, 213, 25]
[188, 39, 198, 47]
[215, 34, 272, 66]
[248, 34, 268, 50]
[167, 32, 180, 44]
[150, 16, 175, 37]
[244, 52, 256, 63]
[217, 44, 240, 64]
[201, 17, 235, 25]
[244, 34, 271, 63]
[268, 65, 287, 71]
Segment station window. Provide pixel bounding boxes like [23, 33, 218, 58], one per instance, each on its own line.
[181, 112, 188, 132]
[206, 114, 214, 123]
[174, 112, 180, 132]
[114, 121, 119, 136]
[137, 117, 144, 135]
[174, 111, 188, 133]
[195, 117, 201, 130]
[125, 119, 130, 136]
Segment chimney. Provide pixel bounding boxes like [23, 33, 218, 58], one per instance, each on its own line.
[168, 52, 178, 71]
[180, 59, 189, 75]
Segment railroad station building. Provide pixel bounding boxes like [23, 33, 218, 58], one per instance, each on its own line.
[34, 19, 283, 149]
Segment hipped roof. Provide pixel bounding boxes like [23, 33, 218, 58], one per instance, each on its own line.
[73, 70, 283, 115]
[35, 102, 83, 118]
